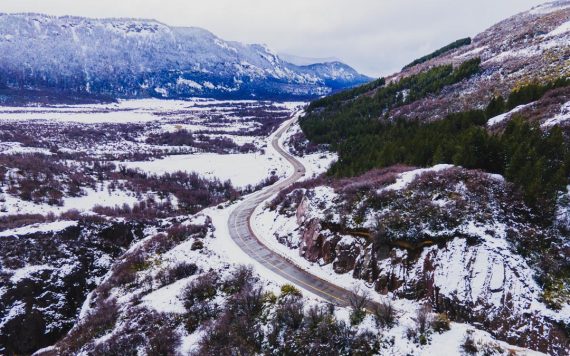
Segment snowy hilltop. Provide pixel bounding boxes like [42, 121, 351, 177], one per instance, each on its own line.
[0, 14, 371, 103]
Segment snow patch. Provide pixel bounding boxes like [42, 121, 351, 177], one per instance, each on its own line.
[379, 164, 454, 192]
[0, 220, 76, 237]
[541, 100, 570, 127]
[487, 103, 533, 126]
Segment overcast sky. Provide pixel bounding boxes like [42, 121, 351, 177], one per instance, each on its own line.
[1, 0, 548, 76]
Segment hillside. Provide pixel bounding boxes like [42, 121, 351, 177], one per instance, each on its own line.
[300, 1, 570, 216]
[0, 14, 371, 103]
[1, 2, 569, 355]
[260, 1, 570, 353]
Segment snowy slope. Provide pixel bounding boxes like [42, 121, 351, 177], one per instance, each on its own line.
[0, 14, 370, 102]
[383, 0, 570, 121]
[254, 165, 570, 354]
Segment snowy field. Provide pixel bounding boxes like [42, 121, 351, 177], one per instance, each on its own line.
[0, 99, 303, 217]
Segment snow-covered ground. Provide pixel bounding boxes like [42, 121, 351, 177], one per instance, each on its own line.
[0, 183, 142, 217]
[0, 99, 303, 216]
[487, 103, 534, 126]
[120, 152, 289, 188]
[120, 115, 297, 188]
[250, 162, 553, 355]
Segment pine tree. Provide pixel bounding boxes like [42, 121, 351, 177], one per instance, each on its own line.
[486, 95, 506, 118]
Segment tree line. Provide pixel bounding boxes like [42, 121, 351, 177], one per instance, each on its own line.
[301, 73, 570, 221]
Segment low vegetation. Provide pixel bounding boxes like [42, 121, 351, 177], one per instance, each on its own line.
[301, 77, 570, 220]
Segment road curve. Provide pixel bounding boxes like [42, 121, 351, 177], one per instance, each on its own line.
[228, 111, 358, 307]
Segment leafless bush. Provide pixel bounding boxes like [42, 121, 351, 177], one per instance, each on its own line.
[92, 200, 177, 220]
[348, 285, 370, 325]
[274, 297, 305, 330]
[462, 330, 478, 354]
[91, 333, 143, 356]
[373, 300, 397, 328]
[156, 262, 199, 287]
[348, 285, 370, 311]
[58, 298, 119, 354]
[182, 271, 219, 310]
[415, 304, 432, 335]
[222, 265, 258, 295]
[432, 312, 451, 333]
[145, 321, 181, 356]
[105, 249, 148, 288]
[227, 285, 265, 319]
[147, 129, 256, 154]
[0, 214, 49, 230]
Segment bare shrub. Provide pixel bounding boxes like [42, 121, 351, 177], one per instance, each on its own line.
[373, 300, 397, 328]
[432, 312, 451, 333]
[145, 321, 181, 356]
[348, 285, 370, 325]
[274, 297, 305, 330]
[191, 240, 204, 250]
[222, 265, 258, 295]
[92, 333, 143, 356]
[0, 214, 48, 230]
[462, 330, 478, 354]
[107, 249, 148, 287]
[58, 298, 119, 354]
[156, 262, 198, 286]
[348, 285, 371, 310]
[182, 271, 219, 310]
[415, 304, 432, 335]
[227, 285, 265, 320]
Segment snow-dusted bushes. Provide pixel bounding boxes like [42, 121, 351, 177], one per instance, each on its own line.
[1, 153, 96, 205]
[373, 300, 397, 328]
[146, 129, 256, 154]
[87, 307, 181, 356]
[196, 269, 382, 355]
[55, 298, 119, 355]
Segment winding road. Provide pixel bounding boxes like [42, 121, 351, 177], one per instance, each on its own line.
[228, 112, 359, 308]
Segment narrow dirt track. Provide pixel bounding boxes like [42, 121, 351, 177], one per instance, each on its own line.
[228, 111, 365, 308]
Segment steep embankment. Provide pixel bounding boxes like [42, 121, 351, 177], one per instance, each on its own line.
[258, 166, 570, 354]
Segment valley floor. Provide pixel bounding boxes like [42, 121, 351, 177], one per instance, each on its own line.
[0, 99, 560, 355]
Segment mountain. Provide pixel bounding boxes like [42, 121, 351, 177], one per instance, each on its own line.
[0, 13, 371, 103]
[275, 1, 570, 353]
[384, 0, 569, 121]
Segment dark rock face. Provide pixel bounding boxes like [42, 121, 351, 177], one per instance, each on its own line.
[0, 221, 145, 355]
[332, 239, 360, 274]
[299, 218, 323, 262]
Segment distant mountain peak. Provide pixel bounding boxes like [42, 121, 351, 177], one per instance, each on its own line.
[0, 13, 371, 103]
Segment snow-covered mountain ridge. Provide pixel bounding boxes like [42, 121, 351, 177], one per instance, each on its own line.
[0, 13, 371, 103]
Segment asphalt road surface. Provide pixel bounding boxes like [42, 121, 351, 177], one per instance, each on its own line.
[228, 112, 365, 308]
